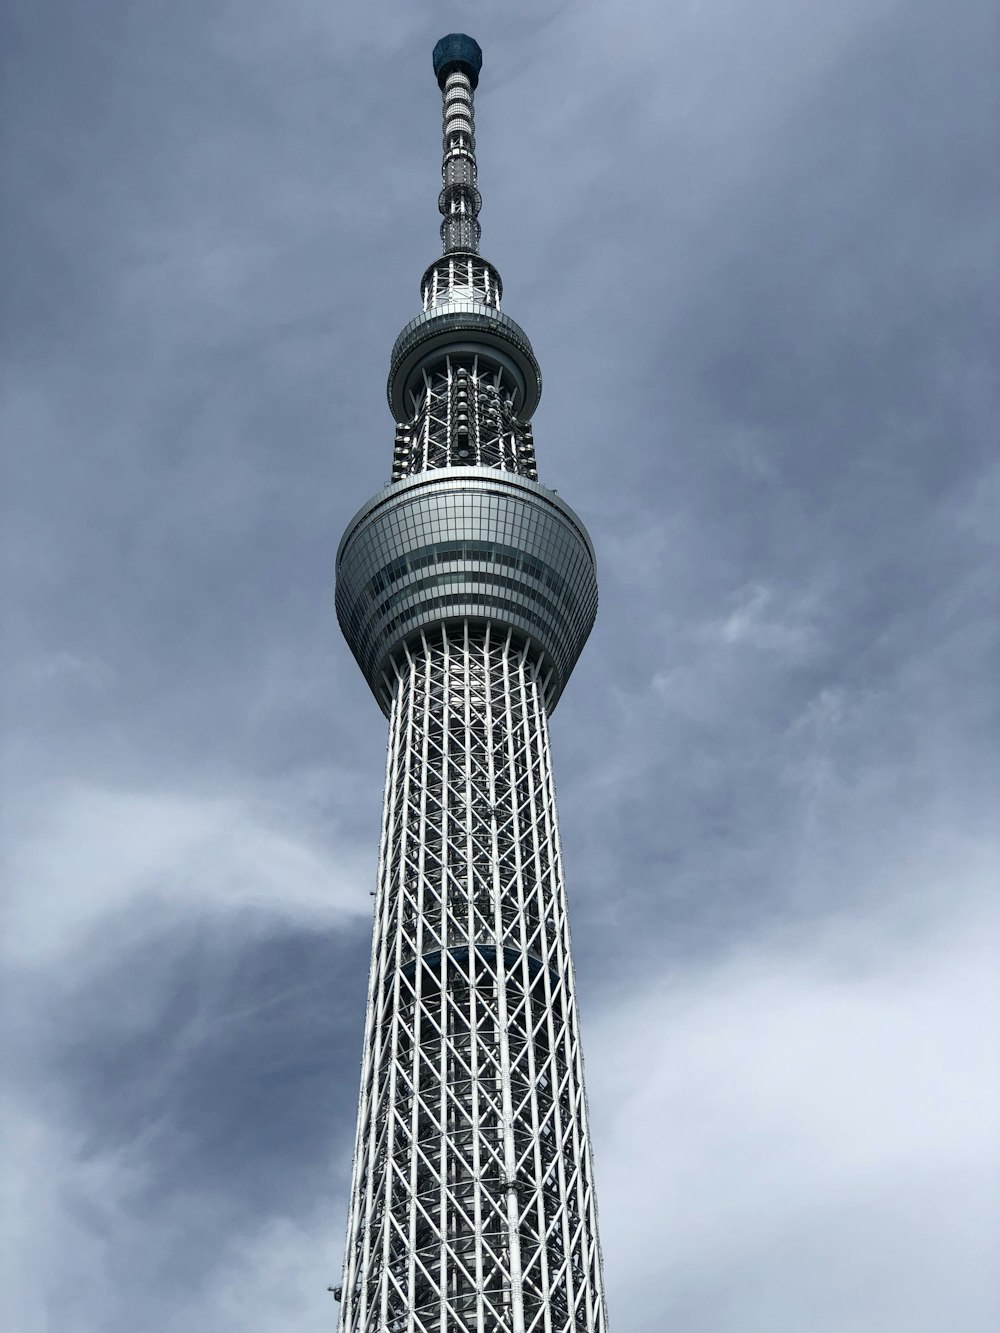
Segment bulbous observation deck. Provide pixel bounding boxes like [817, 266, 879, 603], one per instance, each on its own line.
[336, 467, 597, 716]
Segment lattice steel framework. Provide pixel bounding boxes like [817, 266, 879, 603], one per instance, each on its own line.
[335, 35, 608, 1333]
[392, 360, 537, 482]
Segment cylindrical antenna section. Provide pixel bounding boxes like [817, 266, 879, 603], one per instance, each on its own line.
[433, 34, 484, 254]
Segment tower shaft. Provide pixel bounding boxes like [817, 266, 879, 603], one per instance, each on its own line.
[336, 35, 608, 1333]
[339, 626, 606, 1332]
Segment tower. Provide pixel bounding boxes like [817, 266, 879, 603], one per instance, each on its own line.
[335, 35, 608, 1333]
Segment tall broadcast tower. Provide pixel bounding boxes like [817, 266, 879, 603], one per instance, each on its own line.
[335, 35, 609, 1333]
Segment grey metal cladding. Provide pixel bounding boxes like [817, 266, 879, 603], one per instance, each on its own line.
[336, 467, 597, 715]
[388, 304, 542, 421]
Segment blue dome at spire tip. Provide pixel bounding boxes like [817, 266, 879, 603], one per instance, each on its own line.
[432, 33, 483, 89]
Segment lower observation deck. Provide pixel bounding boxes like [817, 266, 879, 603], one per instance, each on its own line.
[336, 467, 597, 715]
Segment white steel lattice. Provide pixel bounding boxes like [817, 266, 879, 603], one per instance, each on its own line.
[339, 623, 608, 1333]
[392, 358, 537, 482]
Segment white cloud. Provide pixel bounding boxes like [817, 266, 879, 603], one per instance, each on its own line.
[713, 582, 819, 654]
[0, 1096, 349, 1333]
[588, 886, 1000, 1332]
[167, 1207, 344, 1333]
[1, 780, 369, 1333]
[4, 785, 371, 969]
[0, 1103, 142, 1333]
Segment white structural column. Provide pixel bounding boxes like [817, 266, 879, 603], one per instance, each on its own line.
[339, 622, 608, 1333]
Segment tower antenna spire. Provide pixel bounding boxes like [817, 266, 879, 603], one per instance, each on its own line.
[432, 33, 484, 255]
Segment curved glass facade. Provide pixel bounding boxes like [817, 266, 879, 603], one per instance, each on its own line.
[336, 468, 597, 715]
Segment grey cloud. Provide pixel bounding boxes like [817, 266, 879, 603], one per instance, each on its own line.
[3, 0, 997, 1329]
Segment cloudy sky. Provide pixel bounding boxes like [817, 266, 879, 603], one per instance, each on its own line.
[3, 0, 998, 1329]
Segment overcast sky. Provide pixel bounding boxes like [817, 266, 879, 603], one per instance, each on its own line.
[3, 1, 998, 1330]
